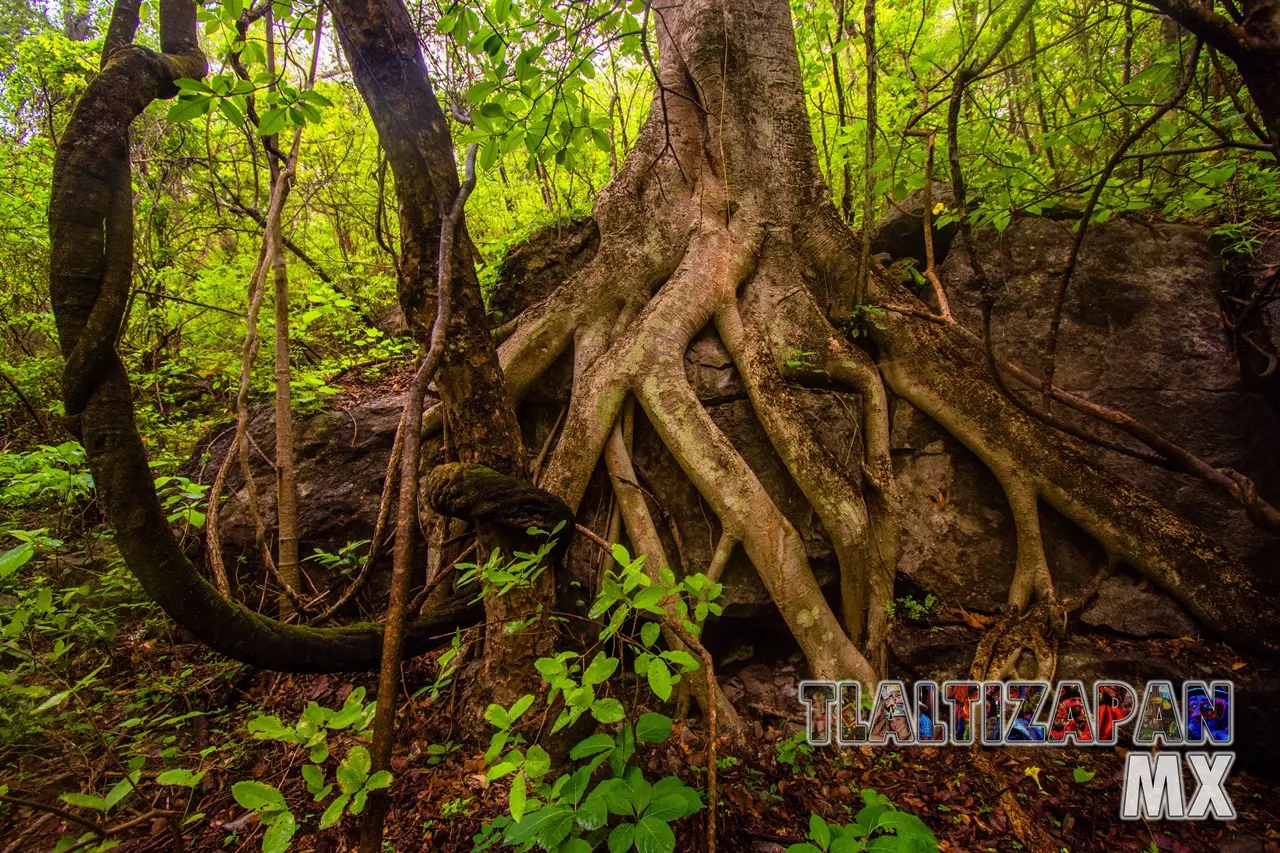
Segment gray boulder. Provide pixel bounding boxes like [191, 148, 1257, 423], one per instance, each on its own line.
[870, 182, 957, 267]
[939, 215, 1280, 584]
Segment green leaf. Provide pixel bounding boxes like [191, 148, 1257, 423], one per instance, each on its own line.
[582, 652, 620, 686]
[365, 770, 393, 791]
[217, 96, 245, 126]
[308, 741, 329, 764]
[646, 793, 692, 822]
[173, 77, 213, 93]
[635, 712, 673, 743]
[157, 769, 207, 788]
[647, 658, 672, 700]
[103, 773, 138, 811]
[257, 107, 288, 136]
[262, 811, 296, 853]
[34, 690, 69, 713]
[301, 764, 324, 794]
[632, 586, 666, 612]
[610, 543, 631, 567]
[231, 780, 285, 812]
[525, 744, 551, 780]
[509, 772, 527, 823]
[640, 622, 660, 647]
[809, 813, 831, 847]
[59, 792, 106, 811]
[480, 140, 498, 171]
[594, 778, 635, 816]
[503, 804, 572, 845]
[509, 694, 535, 722]
[608, 822, 636, 853]
[319, 792, 350, 829]
[635, 815, 676, 853]
[569, 733, 615, 760]
[298, 89, 333, 107]
[337, 745, 371, 793]
[577, 788, 608, 830]
[876, 810, 936, 841]
[0, 543, 33, 578]
[1072, 766, 1096, 784]
[325, 691, 366, 732]
[166, 95, 214, 123]
[485, 702, 511, 729]
[486, 761, 518, 782]
[624, 768, 652, 814]
[591, 698, 625, 724]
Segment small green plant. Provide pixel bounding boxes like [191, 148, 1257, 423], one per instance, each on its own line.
[775, 731, 815, 774]
[0, 442, 94, 508]
[154, 474, 210, 530]
[783, 348, 821, 372]
[304, 539, 371, 576]
[458, 521, 565, 601]
[441, 795, 476, 822]
[238, 688, 389, 847]
[1213, 220, 1263, 257]
[472, 542, 722, 853]
[788, 789, 939, 852]
[51, 758, 207, 852]
[247, 686, 376, 763]
[885, 594, 938, 621]
[0, 527, 61, 580]
[231, 781, 298, 853]
[842, 304, 888, 340]
[422, 739, 462, 766]
[1071, 766, 1096, 784]
[411, 630, 464, 702]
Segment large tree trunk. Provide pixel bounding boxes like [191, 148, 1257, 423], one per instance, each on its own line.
[328, 0, 565, 714]
[485, 0, 1280, 707]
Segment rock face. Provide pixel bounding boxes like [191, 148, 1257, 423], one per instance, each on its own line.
[869, 183, 957, 268]
[939, 216, 1280, 585]
[189, 216, 1277, 641]
[180, 394, 419, 605]
[1077, 577, 1196, 638]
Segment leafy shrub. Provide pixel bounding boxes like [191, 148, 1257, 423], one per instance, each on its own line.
[788, 790, 939, 852]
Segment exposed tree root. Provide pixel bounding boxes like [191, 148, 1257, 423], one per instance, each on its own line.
[601, 404, 747, 742]
[794, 208, 1280, 653]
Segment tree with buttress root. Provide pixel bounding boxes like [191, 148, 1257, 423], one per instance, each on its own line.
[51, 0, 1280, 781]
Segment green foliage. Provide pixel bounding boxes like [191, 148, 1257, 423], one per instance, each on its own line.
[471, 539, 721, 852]
[303, 539, 371, 576]
[232, 780, 297, 853]
[246, 686, 377, 764]
[775, 731, 816, 775]
[0, 443, 94, 509]
[458, 521, 565, 603]
[841, 305, 887, 341]
[885, 594, 938, 621]
[240, 687, 390, 845]
[787, 790, 939, 853]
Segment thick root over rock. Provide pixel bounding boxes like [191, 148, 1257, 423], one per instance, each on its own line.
[480, 0, 1279, 736]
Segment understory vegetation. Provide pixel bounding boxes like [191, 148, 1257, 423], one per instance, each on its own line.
[2, 0, 1279, 850]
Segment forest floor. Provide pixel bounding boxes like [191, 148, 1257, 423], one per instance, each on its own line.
[3, 591, 1279, 853]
